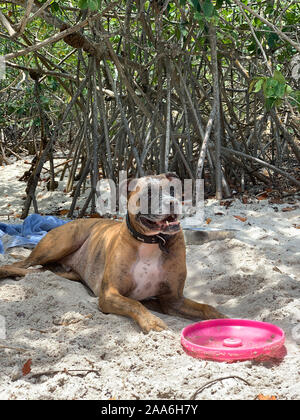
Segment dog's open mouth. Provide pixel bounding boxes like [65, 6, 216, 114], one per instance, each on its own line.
[138, 214, 180, 233]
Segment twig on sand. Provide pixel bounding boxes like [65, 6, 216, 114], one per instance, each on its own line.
[0, 344, 30, 353]
[29, 368, 101, 379]
[190, 375, 252, 399]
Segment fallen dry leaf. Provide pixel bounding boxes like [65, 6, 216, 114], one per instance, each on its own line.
[256, 192, 269, 200]
[234, 215, 247, 222]
[59, 209, 69, 215]
[257, 394, 277, 400]
[293, 224, 300, 229]
[269, 197, 284, 205]
[22, 359, 32, 376]
[206, 218, 212, 224]
[282, 207, 296, 212]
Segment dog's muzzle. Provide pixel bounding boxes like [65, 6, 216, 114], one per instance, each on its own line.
[137, 213, 181, 233]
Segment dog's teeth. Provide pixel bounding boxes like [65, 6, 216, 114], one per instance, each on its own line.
[166, 221, 169, 225]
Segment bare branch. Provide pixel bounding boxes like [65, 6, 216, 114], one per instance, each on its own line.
[26, 0, 53, 24]
[196, 103, 216, 179]
[16, 0, 34, 36]
[0, 10, 16, 37]
[233, 0, 300, 53]
[3, 19, 91, 61]
[2, 1, 119, 61]
[5, 60, 77, 81]
[221, 147, 300, 188]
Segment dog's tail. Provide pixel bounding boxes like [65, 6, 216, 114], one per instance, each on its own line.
[183, 229, 236, 245]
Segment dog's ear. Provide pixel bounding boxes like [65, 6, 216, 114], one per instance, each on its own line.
[145, 169, 155, 176]
[165, 172, 179, 180]
[119, 177, 138, 201]
[118, 177, 139, 215]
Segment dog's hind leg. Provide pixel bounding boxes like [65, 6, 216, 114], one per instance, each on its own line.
[0, 260, 82, 281]
[6, 219, 98, 270]
[42, 263, 82, 282]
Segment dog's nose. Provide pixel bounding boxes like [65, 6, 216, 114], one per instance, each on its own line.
[169, 198, 181, 215]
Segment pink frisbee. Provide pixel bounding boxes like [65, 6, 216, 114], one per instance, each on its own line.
[181, 319, 285, 362]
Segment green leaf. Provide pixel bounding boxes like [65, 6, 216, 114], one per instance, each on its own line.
[179, 23, 188, 37]
[273, 70, 285, 84]
[194, 11, 205, 27]
[88, 0, 99, 11]
[50, 1, 59, 13]
[253, 78, 264, 93]
[265, 4, 275, 16]
[266, 32, 279, 50]
[275, 82, 286, 99]
[265, 97, 278, 111]
[285, 85, 293, 95]
[94, 0, 102, 10]
[254, 17, 263, 27]
[247, 42, 257, 54]
[202, 0, 215, 19]
[264, 78, 278, 98]
[79, 0, 101, 10]
[78, 0, 88, 9]
[33, 117, 41, 127]
[189, 0, 201, 12]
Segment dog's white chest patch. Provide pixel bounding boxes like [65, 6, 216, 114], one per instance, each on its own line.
[128, 244, 163, 301]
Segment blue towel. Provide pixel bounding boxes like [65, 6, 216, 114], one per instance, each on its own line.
[0, 214, 69, 254]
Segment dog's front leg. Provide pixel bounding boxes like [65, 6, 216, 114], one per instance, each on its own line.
[99, 286, 168, 333]
[160, 296, 226, 320]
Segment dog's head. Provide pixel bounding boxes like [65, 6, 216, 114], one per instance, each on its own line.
[123, 173, 182, 236]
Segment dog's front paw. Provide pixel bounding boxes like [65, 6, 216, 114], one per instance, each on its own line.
[202, 304, 228, 320]
[139, 314, 168, 333]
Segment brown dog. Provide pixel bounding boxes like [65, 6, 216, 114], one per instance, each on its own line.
[0, 173, 225, 332]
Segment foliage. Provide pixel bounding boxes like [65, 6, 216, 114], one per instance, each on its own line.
[78, 0, 102, 11]
[250, 70, 299, 111]
[0, 0, 299, 215]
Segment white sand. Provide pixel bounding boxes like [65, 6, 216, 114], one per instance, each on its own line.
[0, 158, 299, 400]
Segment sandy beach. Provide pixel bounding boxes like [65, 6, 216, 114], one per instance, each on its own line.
[0, 158, 299, 400]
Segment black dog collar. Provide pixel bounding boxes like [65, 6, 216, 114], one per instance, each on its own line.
[126, 213, 170, 253]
